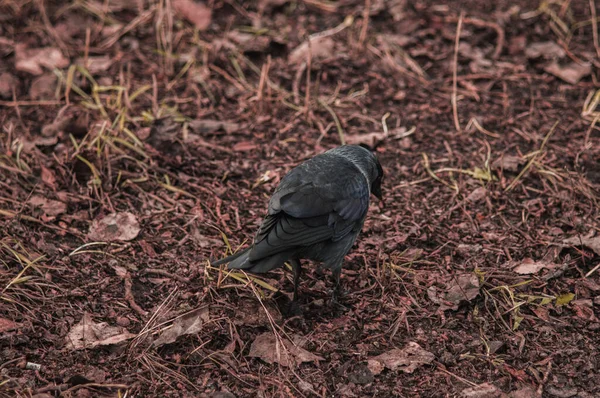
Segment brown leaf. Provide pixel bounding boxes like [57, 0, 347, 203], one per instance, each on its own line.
[461, 382, 506, 398]
[492, 155, 524, 172]
[0, 317, 20, 333]
[29, 73, 58, 100]
[367, 342, 434, 375]
[441, 273, 481, 310]
[513, 258, 558, 275]
[153, 307, 210, 347]
[76, 55, 113, 74]
[233, 141, 258, 152]
[15, 44, 69, 75]
[65, 313, 135, 350]
[88, 212, 141, 242]
[28, 195, 67, 217]
[544, 61, 591, 85]
[345, 132, 387, 147]
[173, 0, 212, 31]
[41, 166, 57, 189]
[0, 72, 18, 99]
[248, 332, 324, 367]
[188, 119, 241, 134]
[563, 233, 600, 256]
[525, 41, 565, 59]
[289, 37, 335, 65]
[466, 187, 487, 203]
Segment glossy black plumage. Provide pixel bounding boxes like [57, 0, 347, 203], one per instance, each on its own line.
[212, 145, 383, 307]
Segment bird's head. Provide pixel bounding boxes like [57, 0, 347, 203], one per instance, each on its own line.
[331, 144, 384, 200]
[370, 156, 384, 200]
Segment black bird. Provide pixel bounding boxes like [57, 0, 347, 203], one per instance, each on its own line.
[212, 145, 383, 309]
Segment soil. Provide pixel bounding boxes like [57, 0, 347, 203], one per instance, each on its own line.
[1, 0, 599, 397]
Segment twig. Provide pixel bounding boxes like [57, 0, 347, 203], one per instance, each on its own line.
[452, 13, 464, 133]
[141, 268, 192, 283]
[591, 0, 600, 58]
[358, 0, 371, 48]
[445, 16, 505, 59]
[123, 271, 148, 317]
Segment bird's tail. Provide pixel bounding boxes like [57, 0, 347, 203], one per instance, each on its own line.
[211, 247, 252, 268]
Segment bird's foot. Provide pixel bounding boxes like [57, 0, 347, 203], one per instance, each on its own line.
[330, 291, 352, 314]
[284, 300, 303, 318]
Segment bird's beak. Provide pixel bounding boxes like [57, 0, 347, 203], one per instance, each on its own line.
[373, 186, 383, 200]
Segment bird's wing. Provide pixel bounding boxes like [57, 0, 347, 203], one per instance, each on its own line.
[248, 167, 369, 261]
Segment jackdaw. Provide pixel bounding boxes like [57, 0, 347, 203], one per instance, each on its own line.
[212, 145, 383, 309]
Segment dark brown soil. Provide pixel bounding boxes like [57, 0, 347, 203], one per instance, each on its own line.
[1, 1, 599, 397]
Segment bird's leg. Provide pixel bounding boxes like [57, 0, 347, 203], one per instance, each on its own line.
[291, 258, 302, 303]
[331, 267, 342, 304]
[285, 258, 302, 316]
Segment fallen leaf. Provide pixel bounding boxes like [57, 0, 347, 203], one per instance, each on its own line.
[248, 332, 324, 367]
[188, 119, 241, 134]
[508, 385, 540, 398]
[492, 155, 524, 172]
[289, 36, 335, 65]
[544, 61, 591, 84]
[0, 72, 18, 99]
[513, 258, 558, 275]
[29, 73, 58, 100]
[173, 0, 212, 31]
[572, 299, 598, 321]
[556, 293, 575, 307]
[461, 382, 505, 398]
[76, 55, 113, 74]
[467, 187, 487, 203]
[563, 233, 600, 256]
[441, 273, 481, 310]
[15, 44, 69, 75]
[153, 307, 210, 347]
[0, 317, 20, 333]
[233, 141, 258, 152]
[345, 132, 387, 147]
[525, 41, 565, 59]
[28, 195, 67, 217]
[41, 166, 57, 189]
[88, 212, 141, 242]
[65, 313, 134, 350]
[367, 342, 434, 374]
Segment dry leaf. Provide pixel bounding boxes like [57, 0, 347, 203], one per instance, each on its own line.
[65, 313, 134, 350]
[0, 317, 20, 333]
[188, 119, 241, 134]
[525, 41, 565, 59]
[248, 332, 324, 367]
[28, 195, 67, 217]
[513, 258, 558, 275]
[15, 44, 69, 75]
[173, 0, 212, 31]
[460, 382, 505, 398]
[345, 132, 387, 147]
[76, 55, 113, 74]
[492, 155, 523, 172]
[0, 72, 18, 99]
[466, 187, 487, 203]
[41, 165, 57, 189]
[289, 37, 335, 65]
[544, 61, 591, 85]
[563, 233, 600, 256]
[367, 342, 434, 374]
[29, 73, 58, 100]
[88, 212, 141, 242]
[153, 307, 210, 347]
[441, 273, 481, 310]
[233, 141, 258, 152]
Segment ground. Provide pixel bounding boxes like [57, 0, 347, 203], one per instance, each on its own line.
[1, 0, 599, 397]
